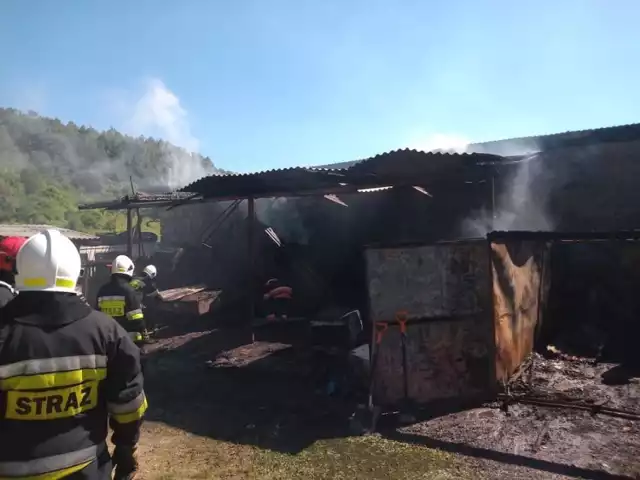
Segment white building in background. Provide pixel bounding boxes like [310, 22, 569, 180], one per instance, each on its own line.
[0, 224, 176, 301]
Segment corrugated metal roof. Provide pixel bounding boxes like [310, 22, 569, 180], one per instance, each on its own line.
[132, 192, 196, 202]
[180, 149, 497, 199]
[468, 122, 640, 154]
[356, 186, 394, 193]
[184, 149, 488, 182]
[78, 191, 200, 211]
[301, 123, 640, 170]
[0, 224, 98, 240]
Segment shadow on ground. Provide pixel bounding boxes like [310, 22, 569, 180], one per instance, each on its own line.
[382, 429, 635, 480]
[140, 312, 639, 478]
[142, 313, 354, 454]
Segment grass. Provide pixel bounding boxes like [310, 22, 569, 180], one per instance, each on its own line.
[135, 422, 469, 480]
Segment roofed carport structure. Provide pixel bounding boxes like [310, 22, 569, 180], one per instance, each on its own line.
[79, 149, 505, 325]
[177, 149, 504, 326]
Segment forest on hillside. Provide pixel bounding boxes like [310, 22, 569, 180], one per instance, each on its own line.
[0, 108, 221, 234]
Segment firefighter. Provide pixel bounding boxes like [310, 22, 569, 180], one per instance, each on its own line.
[130, 264, 160, 338]
[96, 255, 147, 346]
[263, 278, 293, 321]
[130, 264, 160, 302]
[0, 236, 26, 307]
[0, 229, 147, 479]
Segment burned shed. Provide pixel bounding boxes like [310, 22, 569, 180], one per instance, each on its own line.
[368, 229, 640, 410]
[163, 123, 640, 323]
[365, 235, 547, 407]
[165, 149, 501, 322]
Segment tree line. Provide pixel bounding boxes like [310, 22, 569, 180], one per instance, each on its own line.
[0, 108, 221, 235]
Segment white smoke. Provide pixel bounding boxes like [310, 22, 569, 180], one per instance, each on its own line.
[127, 78, 199, 152]
[408, 133, 470, 153]
[406, 131, 554, 236]
[462, 140, 554, 237]
[117, 78, 215, 189]
[255, 197, 309, 245]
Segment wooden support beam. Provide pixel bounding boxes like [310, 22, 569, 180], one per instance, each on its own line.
[247, 197, 256, 342]
[126, 208, 133, 258]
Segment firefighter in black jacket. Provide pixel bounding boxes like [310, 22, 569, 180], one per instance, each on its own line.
[130, 265, 160, 336]
[0, 229, 147, 479]
[97, 255, 147, 346]
[130, 264, 160, 302]
[0, 236, 26, 307]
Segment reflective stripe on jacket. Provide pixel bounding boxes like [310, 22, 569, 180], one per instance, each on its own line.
[130, 276, 160, 301]
[96, 275, 145, 337]
[0, 281, 15, 308]
[0, 292, 147, 479]
[0, 442, 107, 478]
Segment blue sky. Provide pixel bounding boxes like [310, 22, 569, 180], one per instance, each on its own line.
[1, 1, 640, 174]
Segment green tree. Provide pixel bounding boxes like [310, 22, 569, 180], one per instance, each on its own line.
[20, 168, 44, 195]
[0, 107, 221, 233]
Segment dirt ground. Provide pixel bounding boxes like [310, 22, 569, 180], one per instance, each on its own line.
[135, 313, 640, 479]
[137, 316, 472, 479]
[401, 354, 640, 480]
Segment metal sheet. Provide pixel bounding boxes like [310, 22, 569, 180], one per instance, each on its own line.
[0, 224, 97, 240]
[374, 316, 494, 405]
[491, 240, 548, 382]
[366, 241, 494, 406]
[365, 242, 488, 322]
[155, 289, 221, 316]
[159, 285, 208, 302]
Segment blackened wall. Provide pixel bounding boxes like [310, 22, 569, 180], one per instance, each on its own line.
[491, 140, 640, 232]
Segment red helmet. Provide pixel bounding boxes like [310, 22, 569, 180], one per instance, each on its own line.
[0, 236, 27, 272]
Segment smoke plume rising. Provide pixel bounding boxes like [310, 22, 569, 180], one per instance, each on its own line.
[462, 140, 554, 237]
[409, 132, 554, 236]
[408, 133, 470, 153]
[255, 197, 309, 245]
[119, 78, 216, 189]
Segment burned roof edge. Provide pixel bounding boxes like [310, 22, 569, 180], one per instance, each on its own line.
[488, 230, 640, 241]
[469, 122, 640, 153]
[179, 149, 500, 193]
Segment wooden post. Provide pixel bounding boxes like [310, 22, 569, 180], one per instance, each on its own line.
[83, 265, 90, 299]
[247, 197, 256, 342]
[136, 210, 143, 258]
[491, 172, 496, 231]
[126, 208, 133, 258]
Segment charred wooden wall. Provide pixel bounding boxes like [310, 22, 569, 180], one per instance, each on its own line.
[492, 140, 640, 232]
[543, 240, 640, 361]
[159, 202, 276, 293]
[159, 183, 491, 315]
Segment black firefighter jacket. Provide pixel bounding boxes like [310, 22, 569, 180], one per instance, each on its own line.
[96, 275, 146, 343]
[0, 292, 148, 479]
[129, 276, 160, 304]
[0, 281, 15, 308]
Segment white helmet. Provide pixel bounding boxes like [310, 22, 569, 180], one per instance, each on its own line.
[15, 229, 81, 294]
[143, 264, 157, 279]
[111, 255, 135, 277]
